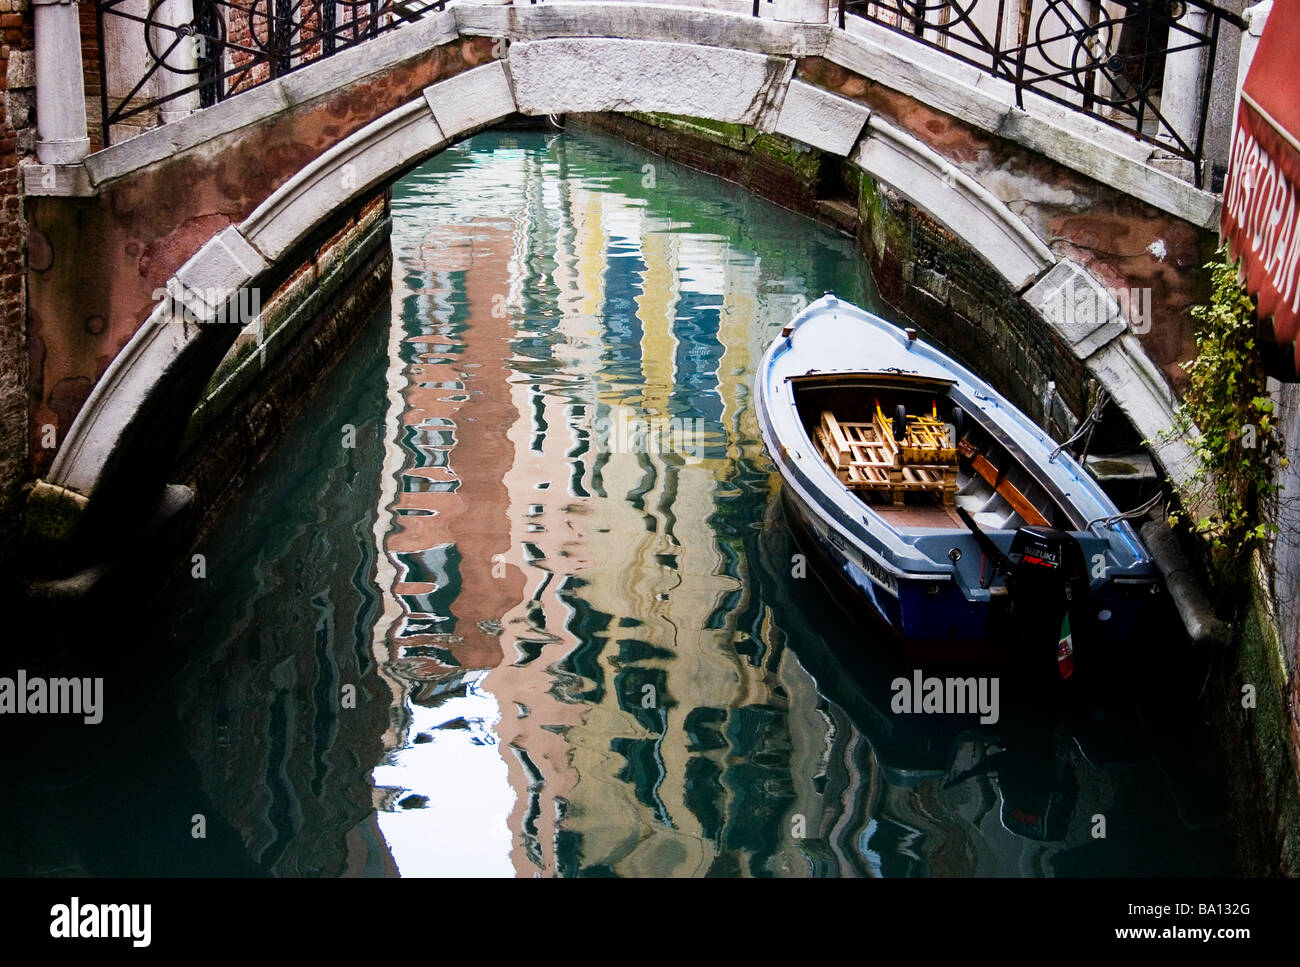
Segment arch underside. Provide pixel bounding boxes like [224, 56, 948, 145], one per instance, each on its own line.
[43, 17, 1197, 540]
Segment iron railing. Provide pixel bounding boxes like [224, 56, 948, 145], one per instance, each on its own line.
[97, 0, 1241, 175]
[839, 0, 1242, 177]
[95, 0, 447, 145]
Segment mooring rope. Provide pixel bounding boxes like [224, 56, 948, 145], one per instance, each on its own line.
[1049, 389, 1110, 464]
[1085, 490, 1165, 532]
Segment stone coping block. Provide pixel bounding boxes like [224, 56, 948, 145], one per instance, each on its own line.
[508, 37, 793, 129]
[241, 100, 446, 263]
[460, 1, 832, 57]
[1024, 260, 1130, 361]
[424, 60, 518, 139]
[1087, 335, 1195, 490]
[170, 227, 272, 324]
[22, 163, 94, 197]
[774, 78, 869, 156]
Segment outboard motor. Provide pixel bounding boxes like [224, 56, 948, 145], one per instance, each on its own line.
[1006, 526, 1090, 682]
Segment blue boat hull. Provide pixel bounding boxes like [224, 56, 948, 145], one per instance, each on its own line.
[780, 484, 989, 645]
[757, 294, 1162, 663]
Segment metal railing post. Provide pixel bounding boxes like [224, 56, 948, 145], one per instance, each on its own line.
[1014, 0, 1030, 111]
[155, 0, 201, 123]
[1193, 11, 1221, 188]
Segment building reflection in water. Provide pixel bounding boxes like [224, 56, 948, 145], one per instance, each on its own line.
[153, 130, 1223, 879]
[367, 131, 904, 877]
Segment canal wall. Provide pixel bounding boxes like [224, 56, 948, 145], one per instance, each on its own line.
[1218, 558, 1300, 875]
[1227, 382, 1300, 875]
[174, 192, 392, 540]
[575, 109, 1300, 875]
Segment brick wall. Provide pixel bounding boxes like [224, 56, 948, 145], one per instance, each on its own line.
[79, 0, 102, 150]
[0, 0, 34, 580]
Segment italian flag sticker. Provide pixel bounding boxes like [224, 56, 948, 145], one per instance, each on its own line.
[1057, 613, 1074, 680]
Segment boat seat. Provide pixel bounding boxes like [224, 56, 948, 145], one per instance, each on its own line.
[957, 436, 1050, 527]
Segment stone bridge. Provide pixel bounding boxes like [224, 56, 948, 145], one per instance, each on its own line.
[22, 0, 1233, 570]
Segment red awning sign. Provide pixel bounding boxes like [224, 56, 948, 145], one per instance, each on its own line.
[1222, 0, 1300, 377]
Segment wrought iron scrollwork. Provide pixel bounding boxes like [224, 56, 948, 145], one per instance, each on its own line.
[97, 0, 1238, 172]
[96, 0, 447, 144]
[840, 0, 1241, 174]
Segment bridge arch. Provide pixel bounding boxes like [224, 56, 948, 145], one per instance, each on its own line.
[34, 5, 1203, 557]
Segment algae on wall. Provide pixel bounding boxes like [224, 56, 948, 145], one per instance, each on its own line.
[1226, 559, 1300, 874]
[629, 112, 823, 184]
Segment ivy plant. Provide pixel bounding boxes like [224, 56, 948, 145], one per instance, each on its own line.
[1162, 244, 1285, 555]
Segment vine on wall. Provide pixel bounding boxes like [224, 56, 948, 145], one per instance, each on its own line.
[1163, 245, 1285, 556]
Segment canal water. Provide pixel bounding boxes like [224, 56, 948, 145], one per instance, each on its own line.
[8, 129, 1231, 876]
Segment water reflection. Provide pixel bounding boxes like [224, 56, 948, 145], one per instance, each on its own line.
[358, 130, 1224, 876]
[11, 128, 1224, 878]
[364, 130, 875, 875]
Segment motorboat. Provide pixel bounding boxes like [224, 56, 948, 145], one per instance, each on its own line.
[755, 294, 1161, 677]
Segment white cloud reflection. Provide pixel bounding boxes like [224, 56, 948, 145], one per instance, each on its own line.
[373, 674, 517, 877]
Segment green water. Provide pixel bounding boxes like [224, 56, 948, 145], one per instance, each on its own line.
[3, 129, 1230, 877]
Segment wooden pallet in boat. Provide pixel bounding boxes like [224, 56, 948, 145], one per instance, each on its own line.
[893, 410, 958, 466]
[815, 408, 957, 506]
